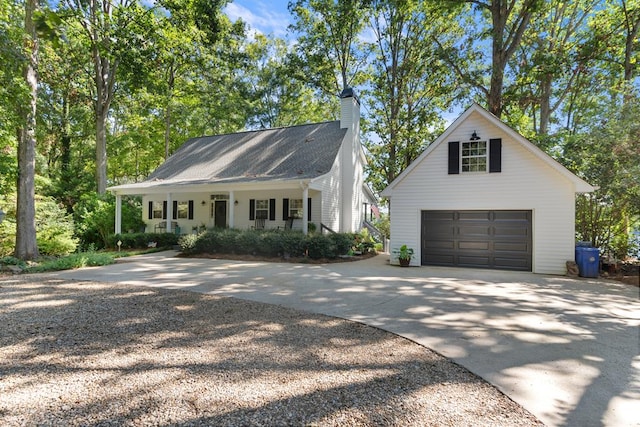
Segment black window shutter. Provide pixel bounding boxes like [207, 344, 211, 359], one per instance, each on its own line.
[307, 198, 312, 220]
[148, 201, 153, 220]
[188, 200, 194, 219]
[489, 138, 502, 173]
[269, 199, 276, 221]
[162, 201, 167, 219]
[282, 198, 289, 220]
[249, 199, 255, 220]
[448, 141, 460, 174]
[172, 201, 178, 219]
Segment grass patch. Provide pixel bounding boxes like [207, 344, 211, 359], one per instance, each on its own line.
[25, 252, 116, 273]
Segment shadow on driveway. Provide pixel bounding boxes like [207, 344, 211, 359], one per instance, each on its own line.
[48, 252, 640, 427]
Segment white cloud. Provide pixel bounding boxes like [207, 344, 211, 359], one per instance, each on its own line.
[224, 1, 291, 39]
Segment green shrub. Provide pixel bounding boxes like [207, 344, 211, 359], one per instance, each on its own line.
[0, 195, 78, 257]
[235, 230, 261, 255]
[195, 230, 220, 253]
[75, 193, 145, 250]
[329, 233, 354, 255]
[25, 252, 115, 272]
[178, 233, 200, 255]
[257, 231, 282, 257]
[280, 231, 306, 257]
[176, 229, 356, 260]
[218, 229, 241, 253]
[305, 234, 335, 259]
[108, 232, 179, 250]
[0, 256, 25, 268]
[36, 197, 79, 256]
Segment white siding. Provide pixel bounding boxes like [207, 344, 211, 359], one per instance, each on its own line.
[145, 190, 322, 233]
[389, 110, 576, 274]
[313, 151, 342, 233]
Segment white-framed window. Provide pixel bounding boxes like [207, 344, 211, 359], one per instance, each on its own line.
[461, 140, 487, 172]
[152, 201, 163, 219]
[255, 199, 269, 219]
[176, 201, 189, 219]
[289, 199, 303, 218]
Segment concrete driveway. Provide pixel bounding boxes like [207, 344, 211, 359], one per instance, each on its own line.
[49, 252, 640, 427]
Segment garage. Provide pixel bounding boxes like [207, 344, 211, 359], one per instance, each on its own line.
[421, 210, 532, 271]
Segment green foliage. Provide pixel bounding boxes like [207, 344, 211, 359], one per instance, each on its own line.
[178, 228, 356, 259]
[304, 233, 335, 259]
[75, 193, 145, 250]
[328, 233, 354, 255]
[0, 194, 78, 257]
[373, 214, 390, 239]
[109, 232, 179, 250]
[25, 252, 115, 273]
[393, 244, 414, 262]
[234, 230, 261, 254]
[0, 256, 26, 268]
[178, 233, 200, 255]
[36, 197, 78, 256]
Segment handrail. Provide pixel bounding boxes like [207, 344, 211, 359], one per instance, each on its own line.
[320, 223, 336, 234]
[363, 220, 384, 242]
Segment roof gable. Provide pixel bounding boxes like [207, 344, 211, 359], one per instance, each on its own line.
[144, 121, 346, 186]
[382, 103, 594, 196]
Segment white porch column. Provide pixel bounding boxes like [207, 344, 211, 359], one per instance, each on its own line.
[229, 191, 235, 228]
[165, 193, 172, 232]
[115, 194, 122, 234]
[302, 186, 309, 235]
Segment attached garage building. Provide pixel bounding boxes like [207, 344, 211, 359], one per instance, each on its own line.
[381, 104, 594, 275]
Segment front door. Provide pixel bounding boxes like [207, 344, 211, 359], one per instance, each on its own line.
[214, 200, 227, 228]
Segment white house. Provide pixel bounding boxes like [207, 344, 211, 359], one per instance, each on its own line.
[381, 103, 595, 274]
[109, 89, 377, 235]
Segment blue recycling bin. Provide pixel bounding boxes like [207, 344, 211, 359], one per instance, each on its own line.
[575, 246, 599, 278]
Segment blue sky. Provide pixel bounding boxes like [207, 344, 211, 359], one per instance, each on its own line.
[223, 0, 293, 38]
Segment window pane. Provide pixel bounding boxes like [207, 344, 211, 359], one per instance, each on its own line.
[177, 201, 189, 219]
[255, 199, 269, 219]
[153, 202, 163, 219]
[461, 140, 487, 173]
[290, 199, 303, 218]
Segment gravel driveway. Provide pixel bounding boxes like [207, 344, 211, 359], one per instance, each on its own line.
[0, 276, 542, 426]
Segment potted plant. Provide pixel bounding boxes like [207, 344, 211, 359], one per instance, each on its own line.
[394, 244, 414, 267]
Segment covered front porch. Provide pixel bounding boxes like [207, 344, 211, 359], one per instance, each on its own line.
[112, 180, 323, 236]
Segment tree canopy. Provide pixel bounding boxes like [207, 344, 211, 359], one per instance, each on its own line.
[0, 0, 637, 259]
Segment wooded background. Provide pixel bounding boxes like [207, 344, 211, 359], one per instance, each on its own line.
[1, 0, 638, 260]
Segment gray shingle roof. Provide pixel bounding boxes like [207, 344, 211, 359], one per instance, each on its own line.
[145, 121, 346, 185]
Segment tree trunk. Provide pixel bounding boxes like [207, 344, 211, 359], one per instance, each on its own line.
[95, 102, 108, 194]
[487, 0, 536, 118]
[89, 0, 116, 194]
[15, 0, 39, 260]
[539, 74, 553, 135]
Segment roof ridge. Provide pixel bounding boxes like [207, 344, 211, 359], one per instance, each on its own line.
[194, 120, 339, 140]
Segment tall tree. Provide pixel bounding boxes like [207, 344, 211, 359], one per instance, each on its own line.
[365, 0, 456, 192]
[289, 0, 370, 94]
[440, 0, 542, 118]
[15, 0, 39, 260]
[513, 0, 597, 135]
[244, 35, 337, 128]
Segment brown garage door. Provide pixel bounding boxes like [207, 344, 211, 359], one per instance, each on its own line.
[421, 210, 532, 271]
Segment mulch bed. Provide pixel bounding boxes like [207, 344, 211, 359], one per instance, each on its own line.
[180, 251, 378, 264]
